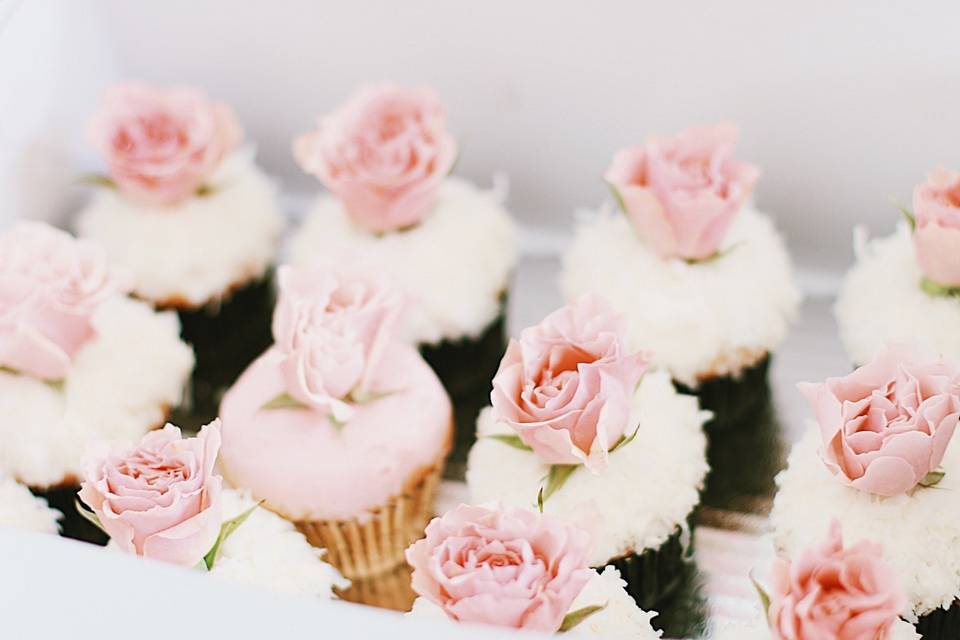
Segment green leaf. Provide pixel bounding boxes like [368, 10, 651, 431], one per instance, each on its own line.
[203, 501, 262, 570]
[750, 571, 771, 616]
[195, 183, 217, 198]
[606, 181, 627, 214]
[921, 469, 945, 488]
[74, 499, 106, 534]
[76, 174, 117, 189]
[609, 423, 641, 453]
[485, 434, 534, 452]
[540, 465, 579, 504]
[684, 242, 742, 266]
[558, 603, 607, 632]
[536, 487, 544, 514]
[920, 277, 960, 299]
[0, 366, 65, 391]
[348, 388, 396, 405]
[261, 392, 310, 411]
[896, 202, 916, 231]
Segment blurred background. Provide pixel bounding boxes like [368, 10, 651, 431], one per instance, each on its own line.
[2, 0, 959, 293]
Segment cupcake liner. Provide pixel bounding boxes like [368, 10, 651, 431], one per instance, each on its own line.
[30, 483, 107, 546]
[676, 355, 772, 432]
[172, 274, 275, 429]
[916, 600, 960, 640]
[420, 303, 507, 480]
[296, 462, 443, 580]
[335, 563, 417, 612]
[601, 523, 693, 612]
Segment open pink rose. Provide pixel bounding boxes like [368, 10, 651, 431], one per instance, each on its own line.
[605, 123, 760, 261]
[271, 265, 399, 420]
[89, 82, 242, 206]
[78, 421, 223, 568]
[799, 347, 960, 496]
[0, 222, 126, 380]
[406, 503, 593, 632]
[768, 521, 906, 640]
[294, 84, 457, 233]
[490, 295, 648, 472]
[912, 168, 960, 287]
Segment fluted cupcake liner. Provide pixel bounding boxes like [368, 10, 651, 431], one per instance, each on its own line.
[420, 304, 507, 480]
[335, 563, 417, 612]
[676, 355, 772, 433]
[601, 524, 692, 612]
[916, 600, 960, 640]
[296, 462, 443, 580]
[31, 483, 107, 546]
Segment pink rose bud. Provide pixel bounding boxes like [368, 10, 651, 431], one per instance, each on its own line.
[88, 82, 243, 206]
[768, 521, 906, 640]
[605, 123, 760, 261]
[490, 295, 649, 472]
[271, 265, 400, 420]
[799, 347, 960, 497]
[293, 84, 457, 233]
[912, 168, 960, 287]
[0, 222, 127, 380]
[78, 421, 223, 568]
[405, 503, 594, 632]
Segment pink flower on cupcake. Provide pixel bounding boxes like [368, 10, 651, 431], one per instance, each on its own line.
[294, 84, 457, 233]
[406, 503, 594, 632]
[799, 347, 960, 497]
[605, 123, 760, 261]
[912, 168, 960, 288]
[89, 82, 242, 206]
[490, 296, 648, 472]
[78, 421, 223, 568]
[767, 521, 906, 640]
[271, 264, 400, 420]
[0, 222, 127, 380]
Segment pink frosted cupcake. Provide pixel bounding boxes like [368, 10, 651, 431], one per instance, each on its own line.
[218, 263, 453, 580]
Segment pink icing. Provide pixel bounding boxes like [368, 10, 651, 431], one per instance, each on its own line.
[218, 341, 452, 521]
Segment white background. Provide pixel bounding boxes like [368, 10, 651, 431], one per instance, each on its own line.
[2, 0, 960, 281]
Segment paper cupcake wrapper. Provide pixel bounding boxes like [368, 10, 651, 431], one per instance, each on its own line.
[676, 355, 772, 432]
[31, 483, 107, 546]
[335, 563, 417, 612]
[170, 274, 275, 430]
[601, 523, 693, 612]
[420, 303, 507, 480]
[296, 462, 443, 580]
[916, 600, 960, 640]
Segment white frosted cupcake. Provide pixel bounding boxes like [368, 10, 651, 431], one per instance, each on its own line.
[405, 503, 662, 639]
[560, 124, 800, 431]
[772, 347, 960, 638]
[78, 420, 346, 598]
[0, 222, 193, 543]
[288, 84, 518, 475]
[76, 82, 285, 425]
[0, 475, 61, 535]
[467, 296, 709, 613]
[837, 168, 960, 367]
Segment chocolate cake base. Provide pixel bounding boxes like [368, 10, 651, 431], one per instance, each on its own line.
[172, 275, 275, 430]
[420, 310, 507, 480]
[916, 600, 960, 640]
[31, 484, 107, 546]
[676, 356, 772, 433]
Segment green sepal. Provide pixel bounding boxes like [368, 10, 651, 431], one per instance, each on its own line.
[609, 423, 641, 453]
[485, 434, 534, 452]
[203, 501, 263, 571]
[683, 242, 742, 266]
[750, 571, 771, 616]
[74, 498, 107, 534]
[558, 603, 607, 632]
[896, 203, 916, 231]
[77, 174, 117, 189]
[606, 181, 628, 214]
[195, 183, 218, 198]
[921, 469, 945, 488]
[536, 487, 545, 514]
[539, 464, 579, 504]
[0, 366, 65, 391]
[920, 277, 960, 299]
[260, 392, 310, 411]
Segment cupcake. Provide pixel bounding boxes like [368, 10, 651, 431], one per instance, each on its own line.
[288, 84, 518, 477]
[560, 124, 800, 431]
[837, 168, 960, 366]
[218, 264, 453, 581]
[0, 222, 193, 543]
[405, 502, 663, 639]
[466, 296, 709, 613]
[710, 521, 920, 640]
[771, 347, 960, 638]
[77, 420, 346, 597]
[76, 82, 285, 426]
[0, 475, 62, 535]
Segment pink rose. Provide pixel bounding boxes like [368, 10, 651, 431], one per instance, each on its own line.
[294, 84, 457, 233]
[78, 421, 223, 568]
[271, 265, 399, 420]
[912, 168, 960, 287]
[605, 124, 760, 261]
[406, 503, 594, 632]
[490, 295, 648, 472]
[768, 521, 906, 640]
[0, 222, 127, 380]
[799, 347, 960, 496]
[89, 82, 243, 206]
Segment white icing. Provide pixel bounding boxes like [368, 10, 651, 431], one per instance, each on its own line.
[560, 206, 800, 386]
[288, 177, 518, 345]
[209, 487, 348, 598]
[836, 224, 960, 366]
[772, 424, 960, 618]
[0, 476, 61, 534]
[467, 370, 709, 566]
[407, 566, 661, 639]
[0, 296, 194, 487]
[75, 149, 284, 308]
[708, 612, 920, 640]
